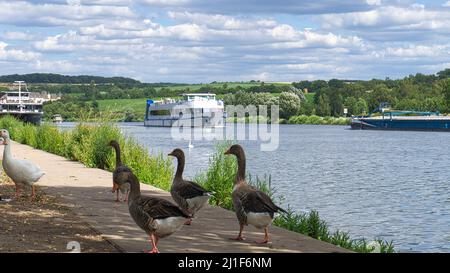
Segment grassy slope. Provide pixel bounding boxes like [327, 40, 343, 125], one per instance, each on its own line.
[93, 82, 296, 120]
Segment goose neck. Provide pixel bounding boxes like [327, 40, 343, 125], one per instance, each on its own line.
[235, 151, 246, 184]
[112, 143, 123, 167]
[174, 154, 185, 180]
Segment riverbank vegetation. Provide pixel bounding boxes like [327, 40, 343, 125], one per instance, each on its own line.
[0, 116, 394, 252]
[0, 116, 173, 190]
[287, 115, 350, 125]
[8, 69, 444, 123]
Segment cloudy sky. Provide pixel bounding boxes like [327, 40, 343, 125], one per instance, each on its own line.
[0, 0, 449, 83]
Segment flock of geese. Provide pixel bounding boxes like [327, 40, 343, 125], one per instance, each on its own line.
[0, 128, 286, 253]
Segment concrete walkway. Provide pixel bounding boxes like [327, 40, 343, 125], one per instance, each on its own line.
[1, 141, 351, 253]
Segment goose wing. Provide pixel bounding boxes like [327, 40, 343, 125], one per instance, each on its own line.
[241, 188, 286, 214]
[116, 165, 132, 173]
[178, 180, 211, 199]
[9, 159, 45, 182]
[139, 196, 190, 219]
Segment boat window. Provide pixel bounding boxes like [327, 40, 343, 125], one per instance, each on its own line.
[150, 110, 171, 115]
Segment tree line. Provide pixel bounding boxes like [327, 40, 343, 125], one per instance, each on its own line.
[39, 68, 450, 121]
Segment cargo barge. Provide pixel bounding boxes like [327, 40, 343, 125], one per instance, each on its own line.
[351, 104, 450, 131]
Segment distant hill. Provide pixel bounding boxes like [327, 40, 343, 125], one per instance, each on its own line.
[0, 73, 141, 84]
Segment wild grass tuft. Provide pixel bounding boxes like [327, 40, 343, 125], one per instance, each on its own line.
[288, 115, 350, 125]
[195, 141, 236, 210]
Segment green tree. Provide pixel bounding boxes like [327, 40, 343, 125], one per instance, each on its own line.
[444, 79, 450, 113]
[354, 98, 368, 115]
[366, 84, 395, 110]
[279, 92, 301, 119]
[344, 97, 357, 115]
[315, 94, 331, 116]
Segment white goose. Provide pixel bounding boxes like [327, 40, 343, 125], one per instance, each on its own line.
[0, 129, 45, 200]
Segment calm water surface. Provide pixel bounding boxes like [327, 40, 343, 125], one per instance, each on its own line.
[59, 122, 450, 252]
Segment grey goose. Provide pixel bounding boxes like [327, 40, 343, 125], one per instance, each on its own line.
[126, 171, 190, 253]
[225, 144, 287, 244]
[108, 140, 131, 202]
[168, 148, 212, 225]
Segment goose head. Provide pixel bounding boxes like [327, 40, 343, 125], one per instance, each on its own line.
[168, 148, 184, 159]
[224, 144, 244, 157]
[108, 140, 119, 147]
[0, 129, 10, 145]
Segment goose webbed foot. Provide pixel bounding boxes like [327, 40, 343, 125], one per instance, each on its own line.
[229, 224, 245, 241]
[143, 247, 159, 253]
[229, 236, 245, 241]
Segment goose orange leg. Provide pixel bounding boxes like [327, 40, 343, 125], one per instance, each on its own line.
[144, 234, 159, 253]
[255, 227, 269, 244]
[30, 185, 36, 201]
[14, 184, 21, 199]
[230, 224, 245, 241]
[112, 183, 120, 202]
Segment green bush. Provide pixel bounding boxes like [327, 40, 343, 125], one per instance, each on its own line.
[274, 208, 395, 253]
[195, 141, 236, 210]
[287, 114, 351, 125]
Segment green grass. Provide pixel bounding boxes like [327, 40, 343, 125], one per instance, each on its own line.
[97, 98, 147, 119]
[288, 115, 350, 125]
[305, 93, 315, 103]
[0, 115, 173, 190]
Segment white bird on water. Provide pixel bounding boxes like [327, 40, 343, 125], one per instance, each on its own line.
[188, 140, 194, 149]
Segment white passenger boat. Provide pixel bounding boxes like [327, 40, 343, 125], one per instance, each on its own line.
[0, 81, 43, 125]
[144, 93, 225, 127]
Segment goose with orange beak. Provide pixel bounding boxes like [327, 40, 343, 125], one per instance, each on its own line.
[0, 129, 45, 200]
[224, 144, 286, 244]
[168, 148, 212, 225]
[108, 140, 131, 202]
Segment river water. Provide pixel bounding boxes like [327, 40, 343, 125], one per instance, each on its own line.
[59, 122, 450, 252]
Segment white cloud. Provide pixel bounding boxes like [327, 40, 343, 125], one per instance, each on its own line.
[34, 59, 80, 73]
[366, 0, 381, 6]
[0, 42, 40, 61]
[167, 11, 277, 30]
[2, 31, 34, 40]
[0, 1, 135, 27]
[321, 4, 450, 34]
[0, 1, 448, 82]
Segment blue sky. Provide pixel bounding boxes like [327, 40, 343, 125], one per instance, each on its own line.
[0, 0, 449, 83]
